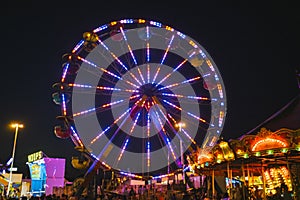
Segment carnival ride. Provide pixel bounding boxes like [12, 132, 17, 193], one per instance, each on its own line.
[52, 19, 227, 196]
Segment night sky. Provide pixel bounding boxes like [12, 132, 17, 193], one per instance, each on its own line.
[0, 2, 299, 181]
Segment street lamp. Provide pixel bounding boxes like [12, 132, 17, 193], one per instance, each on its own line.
[6, 123, 24, 197]
[175, 122, 186, 184]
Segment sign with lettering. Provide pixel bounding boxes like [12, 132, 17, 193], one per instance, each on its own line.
[27, 151, 43, 163]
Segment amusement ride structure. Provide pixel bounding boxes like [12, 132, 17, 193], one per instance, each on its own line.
[52, 18, 227, 197]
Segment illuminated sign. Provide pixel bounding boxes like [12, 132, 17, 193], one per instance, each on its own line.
[30, 163, 41, 179]
[27, 151, 43, 163]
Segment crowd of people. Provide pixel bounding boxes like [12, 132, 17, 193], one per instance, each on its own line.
[0, 180, 296, 200]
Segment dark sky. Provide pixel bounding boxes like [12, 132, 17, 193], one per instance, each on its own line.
[0, 2, 299, 181]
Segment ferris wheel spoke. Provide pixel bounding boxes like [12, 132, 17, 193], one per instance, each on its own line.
[89, 107, 132, 146]
[69, 83, 138, 94]
[77, 56, 122, 80]
[96, 37, 144, 86]
[162, 99, 208, 125]
[151, 34, 175, 84]
[149, 102, 179, 157]
[69, 80, 131, 95]
[98, 110, 132, 162]
[161, 34, 175, 64]
[180, 128, 197, 145]
[129, 113, 142, 134]
[94, 94, 145, 156]
[170, 114, 197, 145]
[116, 138, 130, 163]
[147, 64, 150, 83]
[97, 38, 128, 71]
[150, 106, 169, 135]
[155, 58, 188, 87]
[166, 113, 198, 147]
[120, 27, 138, 66]
[137, 68, 146, 84]
[142, 26, 151, 63]
[72, 55, 140, 91]
[146, 113, 151, 168]
[158, 76, 201, 91]
[72, 107, 96, 117]
[161, 92, 210, 102]
[104, 97, 146, 165]
[151, 108, 178, 161]
[97, 86, 139, 93]
[117, 110, 142, 162]
[128, 72, 143, 86]
[80, 51, 135, 88]
[151, 66, 161, 84]
[73, 97, 129, 118]
[79, 56, 142, 90]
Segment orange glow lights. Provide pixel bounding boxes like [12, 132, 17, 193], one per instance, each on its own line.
[165, 26, 174, 31]
[251, 137, 288, 152]
[138, 19, 146, 23]
[11, 123, 24, 129]
[110, 21, 117, 26]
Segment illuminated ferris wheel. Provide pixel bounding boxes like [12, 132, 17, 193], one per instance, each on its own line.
[52, 18, 227, 177]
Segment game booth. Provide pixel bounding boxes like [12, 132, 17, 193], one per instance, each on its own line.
[27, 151, 65, 197]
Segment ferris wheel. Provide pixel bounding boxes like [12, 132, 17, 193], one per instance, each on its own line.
[52, 19, 227, 177]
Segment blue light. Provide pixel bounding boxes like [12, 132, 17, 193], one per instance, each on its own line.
[200, 51, 206, 58]
[150, 21, 162, 27]
[93, 25, 108, 33]
[120, 19, 134, 24]
[73, 40, 84, 53]
[176, 31, 186, 39]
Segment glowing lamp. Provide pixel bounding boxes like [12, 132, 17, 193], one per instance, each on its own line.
[243, 154, 249, 159]
[11, 123, 24, 129]
[267, 150, 274, 155]
[175, 122, 186, 131]
[255, 152, 261, 157]
[228, 152, 235, 160]
[236, 149, 243, 155]
[217, 154, 223, 160]
[138, 19, 146, 23]
[281, 148, 288, 153]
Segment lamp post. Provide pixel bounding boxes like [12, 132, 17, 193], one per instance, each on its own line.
[6, 123, 23, 197]
[176, 122, 185, 184]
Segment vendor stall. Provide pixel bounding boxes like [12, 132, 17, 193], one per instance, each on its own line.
[27, 151, 66, 197]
